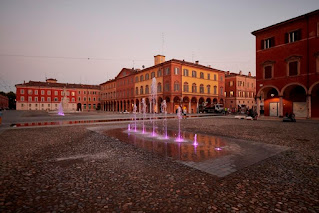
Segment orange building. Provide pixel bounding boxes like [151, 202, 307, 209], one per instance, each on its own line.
[225, 71, 256, 112]
[101, 55, 226, 114]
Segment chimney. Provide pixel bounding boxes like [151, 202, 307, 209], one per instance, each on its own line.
[226, 71, 230, 75]
[239, 70, 242, 75]
[208, 65, 211, 68]
[195, 60, 199, 65]
[154, 55, 165, 65]
[248, 71, 251, 77]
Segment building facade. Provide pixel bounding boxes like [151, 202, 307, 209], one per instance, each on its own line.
[252, 10, 319, 118]
[16, 78, 100, 111]
[225, 71, 256, 112]
[101, 55, 226, 114]
[0, 94, 9, 109]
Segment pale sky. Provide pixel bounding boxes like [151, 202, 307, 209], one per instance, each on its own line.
[0, 0, 318, 92]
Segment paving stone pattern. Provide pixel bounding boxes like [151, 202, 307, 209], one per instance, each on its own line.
[0, 117, 318, 212]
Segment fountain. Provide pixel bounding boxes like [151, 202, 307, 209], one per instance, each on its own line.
[193, 134, 198, 146]
[57, 102, 65, 116]
[141, 98, 146, 133]
[175, 106, 183, 142]
[150, 77, 157, 136]
[161, 100, 168, 139]
[133, 104, 137, 132]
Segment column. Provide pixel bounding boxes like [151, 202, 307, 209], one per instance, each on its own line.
[307, 94, 311, 119]
[188, 102, 191, 114]
[196, 101, 199, 113]
[279, 96, 283, 117]
[256, 97, 261, 117]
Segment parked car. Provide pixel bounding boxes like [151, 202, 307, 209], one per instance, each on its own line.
[203, 104, 224, 113]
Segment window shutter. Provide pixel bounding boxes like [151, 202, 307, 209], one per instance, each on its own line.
[285, 33, 289, 43]
[261, 40, 264, 49]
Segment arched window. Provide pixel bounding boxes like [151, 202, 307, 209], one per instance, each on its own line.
[151, 72, 155, 78]
[157, 69, 162, 77]
[192, 83, 197, 93]
[200, 72, 204, 79]
[140, 86, 144, 95]
[165, 67, 170, 75]
[214, 86, 217, 94]
[183, 82, 189, 92]
[145, 73, 150, 80]
[136, 87, 138, 95]
[165, 81, 170, 92]
[140, 75, 144, 81]
[207, 85, 211, 94]
[174, 81, 180, 91]
[157, 83, 162, 92]
[145, 85, 149, 94]
[200, 84, 204, 93]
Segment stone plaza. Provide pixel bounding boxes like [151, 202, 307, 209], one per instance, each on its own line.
[0, 111, 318, 212]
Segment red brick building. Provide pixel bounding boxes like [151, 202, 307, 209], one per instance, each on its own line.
[252, 10, 319, 118]
[225, 71, 256, 112]
[0, 94, 9, 110]
[16, 78, 100, 111]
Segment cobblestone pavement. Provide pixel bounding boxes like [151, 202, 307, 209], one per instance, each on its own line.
[0, 117, 318, 212]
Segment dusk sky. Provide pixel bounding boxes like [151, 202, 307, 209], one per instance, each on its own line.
[0, 0, 318, 92]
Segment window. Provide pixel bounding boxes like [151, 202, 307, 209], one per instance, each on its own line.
[200, 72, 204, 79]
[78, 91, 81, 94]
[157, 69, 162, 77]
[28, 97, 32, 101]
[136, 87, 138, 95]
[192, 71, 197, 78]
[247, 82, 249, 88]
[200, 84, 204, 93]
[174, 81, 179, 91]
[288, 61, 298, 76]
[28, 90, 32, 95]
[135, 76, 139, 82]
[207, 74, 210, 80]
[21, 96, 24, 101]
[261, 37, 275, 49]
[157, 83, 162, 93]
[174, 67, 179, 75]
[47, 91, 51, 95]
[183, 69, 189, 76]
[83, 104, 86, 109]
[41, 97, 44, 102]
[164, 82, 170, 92]
[192, 83, 197, 93]
[229, 81, 233, 86]
[140, 86, 144, 95]
[145, 73, 149, 80]
[140, 75, 144, 81]
[214, 86, 217, 94]
[41, 90, 44, 95]
[207, 85, 211, 94]
[67, 91, 70, 96]
[93, 97, 96, 101]
[47, 97, 51, 102]
[88, 97, 91, 101]
[61, 91, 64, 96]
[145, 85, 149, 94]
[84, 97, 86, 101]
[230, 91, 234, 97]
[78, 97, 81, 101]
[286, 56, 301, 76]
[21, 89, 24, 94]
[214, 74, 217, 81]
[54, 91, 58, 95]
[285, 29, 301, 43]
[183, 82, 189, 92]
[71, 92, 75, 96]
[264, 65, 273, 79]
[54, 97, 58, 101]
[165, 68, 170, 75]
[151, 72, 155, 78]
[72, 98, 75, 102]
[220, 87, 223, 95]
[221, 76, 223, 81]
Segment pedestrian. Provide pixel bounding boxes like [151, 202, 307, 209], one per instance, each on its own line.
[183, 108, 187, 119]
[224, 107, 227, 115]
